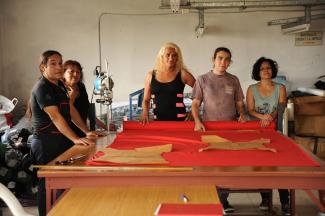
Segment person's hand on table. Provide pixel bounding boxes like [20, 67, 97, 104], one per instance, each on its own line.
[140, 113, 149, 125]
[73, 137, 95, 146]
[260, 114, 273, 128]
[261, 114, 273, 121]
[194, 120, 206, 131]
[86, 131, 99, 139]
[93, 130, 108, 136]
[238, 114, 247, 123]
[260, 119, 272, 128]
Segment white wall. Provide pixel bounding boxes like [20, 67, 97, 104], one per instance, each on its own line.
[0, 13, 3, 94]
[0, 0, 324, 116]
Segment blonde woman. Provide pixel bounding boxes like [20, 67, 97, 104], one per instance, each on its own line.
[141, 42, 195, 124]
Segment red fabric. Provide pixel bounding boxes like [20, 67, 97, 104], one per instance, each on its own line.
[87, 121, 319, 167]
[123, 121, 276, 131]
[5, 113, 13, 128]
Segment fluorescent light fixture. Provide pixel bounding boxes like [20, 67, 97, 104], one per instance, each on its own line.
[281, 23, 310, 34]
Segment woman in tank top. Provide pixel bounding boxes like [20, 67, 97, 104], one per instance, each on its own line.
[246, 57, 290, 215]
[246, 57, 286, 128]
[141, 42, 195, 124]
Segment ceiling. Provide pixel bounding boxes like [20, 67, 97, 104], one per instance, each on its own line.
[160, 0, 325, 36]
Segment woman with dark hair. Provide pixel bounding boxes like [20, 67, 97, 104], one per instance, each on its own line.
[247, 57, 286, 128]
[246, 57, 290, 215]
[63, 60, 90, 137]
[63, 60, 111, 134]
[30, 50, 96, 216]
[191, 47, 246, 213]
[192, 47, 246, 132]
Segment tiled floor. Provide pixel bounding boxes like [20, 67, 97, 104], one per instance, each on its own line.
[1, 206, 38, 216]
[227, 190, 320, 215]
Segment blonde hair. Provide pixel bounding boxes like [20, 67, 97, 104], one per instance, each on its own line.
[154, 42, 187, 72]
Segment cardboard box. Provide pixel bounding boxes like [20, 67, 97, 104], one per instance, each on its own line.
[293, 96, 325, 116]
[294, 115, 325, 137]
[293, 96, 325, 136]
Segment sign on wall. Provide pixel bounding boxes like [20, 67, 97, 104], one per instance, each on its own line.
[295, 31, 323, 46]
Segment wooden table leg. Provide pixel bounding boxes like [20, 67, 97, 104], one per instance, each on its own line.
[290, 189, 296, 216]
[304, 190, 325, 213]
[46, 187, 52, 213]
[320, 190, 325, 212]
[313, 137, 319, 155]
[52, 189, 57, 205]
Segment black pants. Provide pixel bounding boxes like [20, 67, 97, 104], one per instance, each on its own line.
[261, 189, 290, 205]
[219, 189, 290, 207]
[217, 189, 230, 206]
[31, 134, 73, 216]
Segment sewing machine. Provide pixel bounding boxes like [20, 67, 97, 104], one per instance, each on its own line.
[92, 60, 114, 131]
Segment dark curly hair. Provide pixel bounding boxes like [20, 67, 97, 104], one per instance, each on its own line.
[213, 47, 232, 60]
[252, 57, 278, 81]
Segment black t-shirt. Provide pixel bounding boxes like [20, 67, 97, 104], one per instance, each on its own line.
[31, 76, 71, 135]
[71, 82, 89, 137]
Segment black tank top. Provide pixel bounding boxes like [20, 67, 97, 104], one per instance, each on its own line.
[150, 70, 186, 121]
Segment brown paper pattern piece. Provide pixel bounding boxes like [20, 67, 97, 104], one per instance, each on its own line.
[200, 136, 276, 153]
[135, 144, 172, 153]
[201, 135, 230, 143]
[94, 144, 172, 164]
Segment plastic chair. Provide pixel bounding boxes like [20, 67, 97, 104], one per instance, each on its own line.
[0, 183, 34, 216]
[129, 88, 144, 120]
